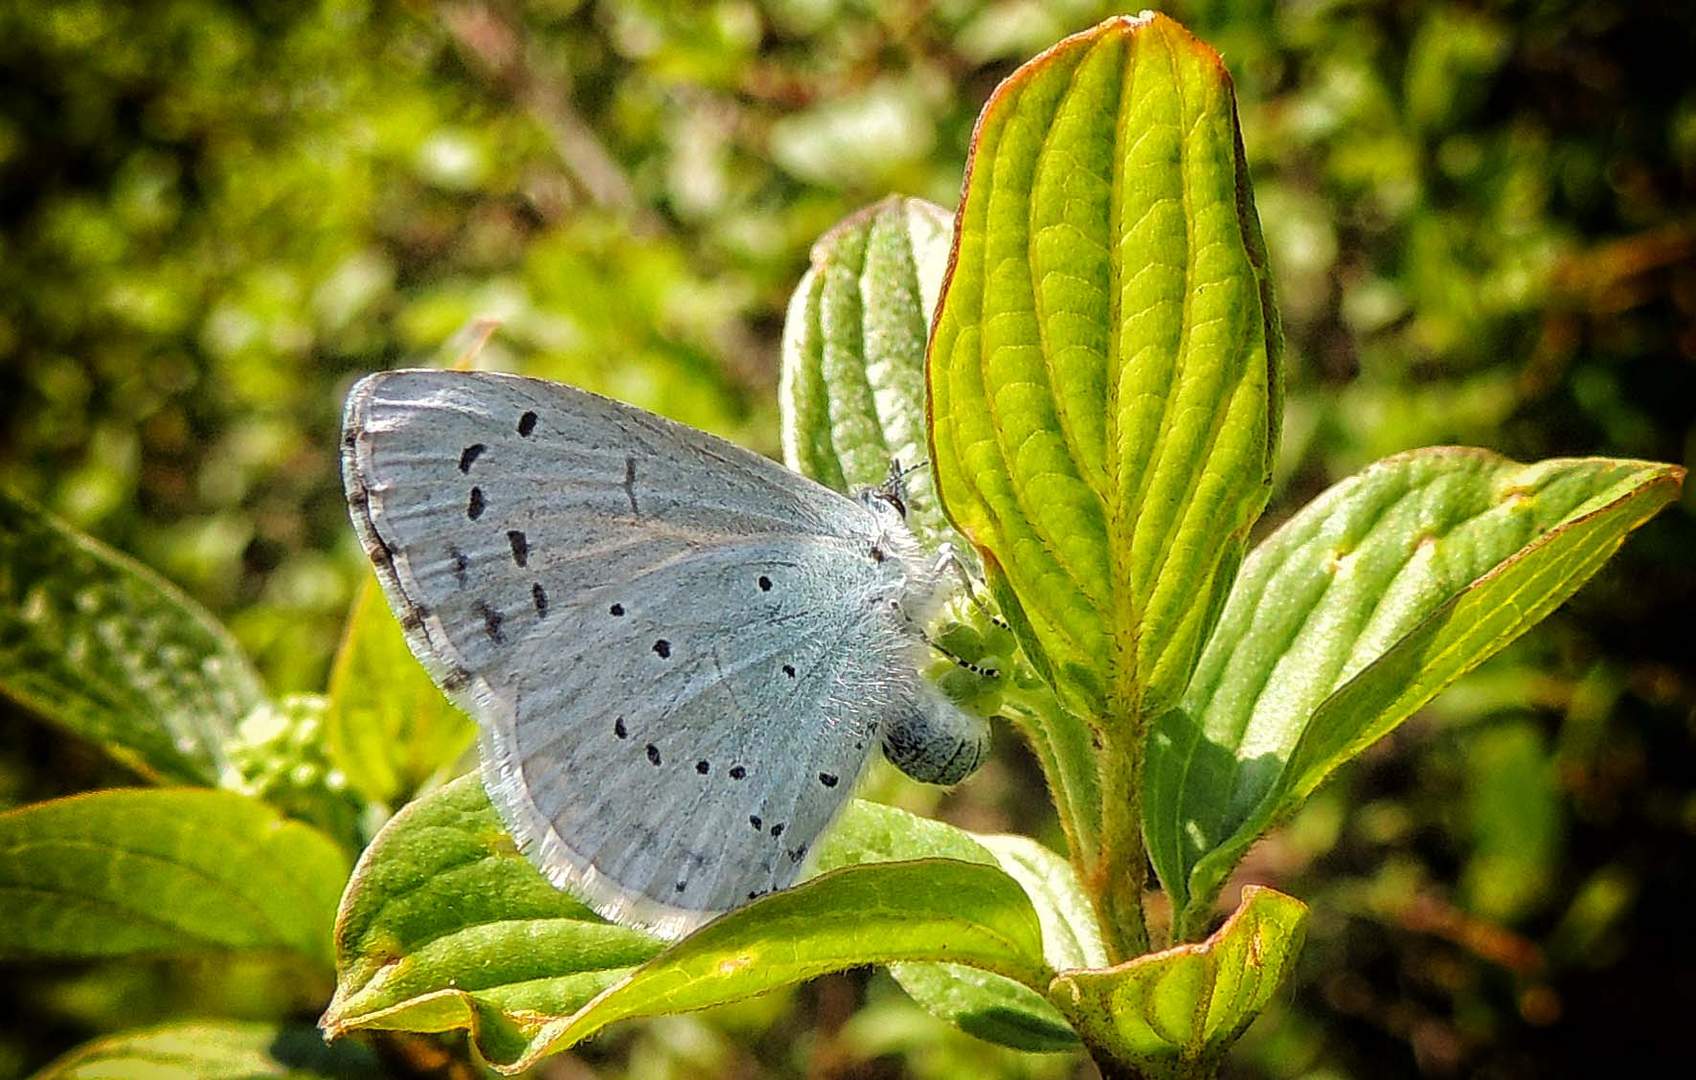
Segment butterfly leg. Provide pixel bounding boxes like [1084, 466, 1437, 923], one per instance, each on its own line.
[932, 542, 1010, 631]
[880, 678, 991, 786]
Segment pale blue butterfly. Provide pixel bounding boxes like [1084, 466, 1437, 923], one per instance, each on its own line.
[342, 370, 990, 937]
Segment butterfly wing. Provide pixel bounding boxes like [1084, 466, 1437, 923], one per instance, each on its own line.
[343, 370, 913, 936]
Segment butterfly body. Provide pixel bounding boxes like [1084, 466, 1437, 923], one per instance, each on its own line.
[342, 370, 986, 937]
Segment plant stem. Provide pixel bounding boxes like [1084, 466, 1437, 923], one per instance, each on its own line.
[1092, 723, 1150, 963]
[1001, 685, 1103, 873]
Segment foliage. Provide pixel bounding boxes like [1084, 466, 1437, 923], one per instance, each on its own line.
[3, 1, 1693, 1078]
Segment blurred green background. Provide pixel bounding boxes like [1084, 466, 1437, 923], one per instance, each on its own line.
[2, 0, 1692, 1076]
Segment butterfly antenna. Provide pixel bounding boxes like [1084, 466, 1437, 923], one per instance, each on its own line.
[894, 602, 999, 679]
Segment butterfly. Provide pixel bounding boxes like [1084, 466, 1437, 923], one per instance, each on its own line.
[341, 370, 991, 937]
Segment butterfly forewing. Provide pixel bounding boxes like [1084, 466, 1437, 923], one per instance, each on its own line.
[343, 370, 901, 936]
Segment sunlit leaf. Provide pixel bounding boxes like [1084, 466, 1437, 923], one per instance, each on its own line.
[518, 857, 1051, 1073]
[1145, 450, 1683, 934]
[816, 801, 1095, 1052]
[0, 489, 265, 784]
[0, 788, 347, 968]
[324, 778, 1078, 1065]
[927, 12, 1281, 723]
[324, 574, 474, 806]
[1050, 886, 1306, 1079]
[780, 194, 957, 548]
[320, 774, 662, 1064]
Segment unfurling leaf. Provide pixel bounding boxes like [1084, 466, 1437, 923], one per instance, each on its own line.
[780, 195, 957, 549]
[1050, 886, 1307, 1079]
[816, 800, 1099, 1052]
[321, 774, 662, 1064]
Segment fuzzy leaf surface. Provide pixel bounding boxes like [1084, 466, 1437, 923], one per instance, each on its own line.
[0, 489, 264, 784]
[927, 12, 1281, 721]
[1145, 450, 1684, 929]
[780, 195, 957, 548]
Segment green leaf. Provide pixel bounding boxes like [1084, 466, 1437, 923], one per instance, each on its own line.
[32, 1021, 378, 1080]
[1050, 885, 1307, 1079]
[780, 195, 957, 549]
[976, 833, 1108, 972]
[1462, 720, 1561, 923]
[1146, 450, 1684, 933]
[324, 575, 475, 806]
[927, 12, 1281, 723]
[815, 801, 1097, 1052]
[321, 774, 663, 1064]
[325, 778, 1081, 1066]
[0, 488, 265, 785]
[0, 787, 348, 968]
[517, 857, 1051, 1073]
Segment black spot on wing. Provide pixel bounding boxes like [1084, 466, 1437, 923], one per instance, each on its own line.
[769, 823, 784, 837]
[653, 639, 671, 659]
[621, 455, 639, 515]
[532, 582, 548, 617]
[695, 760, 709, 774]
[818, 772, 839, 788]
[614, 716, 628, 739]
[467, 486, 485, 520]
[518, 410, 537, 436]
[729, 765, 746, 780]
[507, 529, 529, 567]
[609, 603, 625, 617]
[758, 575, 771, 592]
[749, 815, 762, 829]
[674, 880, 686, 894]
[782, 664, 796, 678]
[645, 743, 661, 766]
[476, 601, 505, 644]
[458, 444, 486, 473]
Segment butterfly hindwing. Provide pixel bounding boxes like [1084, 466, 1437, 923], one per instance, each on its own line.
[343, 369, 914, 935]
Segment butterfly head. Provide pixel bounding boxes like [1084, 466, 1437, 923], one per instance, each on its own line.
[859, 457, 924, 521]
